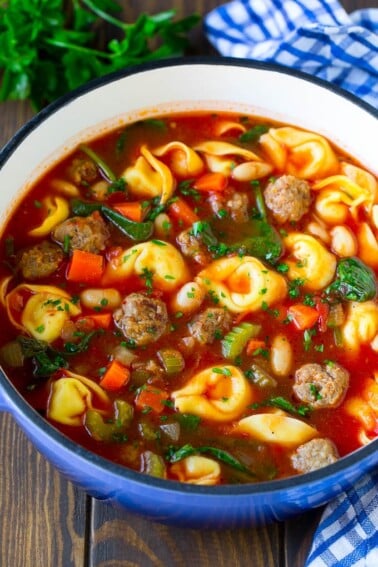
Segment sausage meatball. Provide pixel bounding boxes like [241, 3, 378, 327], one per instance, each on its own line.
[293, 362, 349, 409]
[209, 190, 249, 223]
[291, 438, 339, 474]
[53, 211, 110, 254]
[264, 175, 311, 223]
[113, 293, 168, 347]
[18, 241, 64, 280]
[189, 307, 232, 344]
[176, 228, 210, 266]
[68, 157, 98, 185]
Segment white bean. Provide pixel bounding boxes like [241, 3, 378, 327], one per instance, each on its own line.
[154, 213, 173, 239]
[307, 221, 331, 244]
[80, 288, 122, 310]
[171, 282, 205, 314]
[270, 334, 293, 377]
[90, 180, 110, 201]
[330, 225, 357, 257]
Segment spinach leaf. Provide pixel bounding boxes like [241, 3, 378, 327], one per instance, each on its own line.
[167, 443, 255, 475]
[235, 220, 283, 264]
[326, 257, 377, 302]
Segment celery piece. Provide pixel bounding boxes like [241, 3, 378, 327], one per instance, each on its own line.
[157, 348, 185, 375]
[221, 322, 261, 359]
[84, 399, 133, 442]
[141, 450, 166, 478]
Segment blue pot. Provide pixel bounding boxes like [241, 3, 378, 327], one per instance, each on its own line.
[0, 59, 377, 528]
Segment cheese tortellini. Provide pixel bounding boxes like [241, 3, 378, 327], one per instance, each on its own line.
[102, 240, 190, 291]
[28, 196, 69, 237]
[4, 284, 81, 343]
[47, 371, 111, 426]
[194, 140, 263, 177]
[345, 374, 378, 441]
[235, 412, 318, 447]
[259, 126, 339, 179]
[284, 233, 336, 291]
[341, 301, 378, 353]
[123, 145, 175, 204]
[196, 256, 287, 313]
[152, 141, 204, 177]
[171, 365, 252, 422]
[170, 456, 221, 485]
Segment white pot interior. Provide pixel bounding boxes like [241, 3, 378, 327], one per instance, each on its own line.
[1, 62, 377, 231]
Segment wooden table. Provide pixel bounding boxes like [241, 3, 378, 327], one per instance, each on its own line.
[0, 1, 374, 565]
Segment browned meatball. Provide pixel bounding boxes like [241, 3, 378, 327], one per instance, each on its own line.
[68, 157, 98, 185]
[53, 212, 110, 254]
[113, 293, 168, 347]
[294, 362, 349, 409]
[18, 241, 64, 279]
[264, 175, 311, 223]
[291, 438, 339, 474]
[189, 307, 232, 344]
[176, 229, 210, 265]
[209, 191, 249, 223]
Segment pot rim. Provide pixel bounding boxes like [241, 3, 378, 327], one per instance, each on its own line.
[0, 57, 377, 497]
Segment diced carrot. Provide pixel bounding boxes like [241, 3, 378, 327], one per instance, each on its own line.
[135, 387, 169, 414]
[66, 249, 104, 284]
[246, 339, 267, 356]
[168, 197, 199, 227]
[86, 312, 112, 329]
[193, 172, 228, 192]
[314, 297, 329, 333]
[100, 360, 130, 391]
[287, 304, 319, 331]
[112, 202, 143, 222]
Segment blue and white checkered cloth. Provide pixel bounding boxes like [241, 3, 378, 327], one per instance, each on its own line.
[205, 2, 378, 564]
[204, 0, 378, 108]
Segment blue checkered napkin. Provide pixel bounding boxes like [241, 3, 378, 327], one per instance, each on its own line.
[204, 0, 378, 108]
[306, 470, 378, 567]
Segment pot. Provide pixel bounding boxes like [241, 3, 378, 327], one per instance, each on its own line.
[0, 59, 377, 529]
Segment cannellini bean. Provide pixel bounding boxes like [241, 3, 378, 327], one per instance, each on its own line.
[270, 334, 293, 377]
[171, 281, 205, 314]
[154, 213, 172, 239]
[357, 223, 378, 268]
[112, 344, 138, 366]
[330, 225, 357, 257]
[80, 288, 122, 310]
[306, 221, 331, 244]
[90, 180, 110, 201]
[231, 161, 273, 181]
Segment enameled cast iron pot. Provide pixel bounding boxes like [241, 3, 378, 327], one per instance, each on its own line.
[0, 59, 377, 529]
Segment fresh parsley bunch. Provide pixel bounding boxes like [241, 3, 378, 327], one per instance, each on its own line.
[0, 0, 200, 110]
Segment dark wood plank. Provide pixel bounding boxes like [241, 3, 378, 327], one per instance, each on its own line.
[89, 499, 281, 567]
[0, 414, 87, 567]
[284, 508, 324, 567]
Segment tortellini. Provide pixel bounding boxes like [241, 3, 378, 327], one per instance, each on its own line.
[28, 196, 69, 237]
[4, 284, 81, 343]
[170, 456, 221, 485]
[47, 371, 111, 426]
[123, 145, 175, 204]
[313, 174, 372, 222]
[357, 223, 378, 268]
[152, 141, 204, 177]
[259, 126, 339, 179]
[345, 374, 378, 441]
[194, 140, 263, 177]
[235, 412, 318, 447]
[341, 301, 378, 353]
[283, 233, 336, 291]
[196, 256, 287, 313]
[171, 365, 252, 422]
[102, 240, 190, 291]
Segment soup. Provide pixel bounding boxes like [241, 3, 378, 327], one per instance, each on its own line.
[0, 112, 377, 485]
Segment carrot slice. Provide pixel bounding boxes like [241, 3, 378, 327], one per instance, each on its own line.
[193, 172, 228, 192]
[86, 312, 112, 329]
[66, 249, 104, 284]
[168, 198, 199, 226]
[112, 202, 143, 222]
[135, 387, 169, 414]
[246, 339, 267, 356]
[100, 360, 130, 391]
[287, 304, 319, 331]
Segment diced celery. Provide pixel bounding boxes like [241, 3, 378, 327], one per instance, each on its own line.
[221, 322, 261, 359]
[141, 450, 166, 478]
[157, 348, 185, 375]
